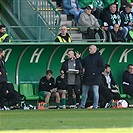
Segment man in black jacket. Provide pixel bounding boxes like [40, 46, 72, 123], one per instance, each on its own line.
[38, 70, 60, 109]
[122, 64, 133, 97]
[60, 50, 83, 108]
[99, 64, 120, 108]
[0, 48, 7, 110]
[80, 45, 105, 109]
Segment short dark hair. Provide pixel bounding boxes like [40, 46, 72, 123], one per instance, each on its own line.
[125, 2, 132, 8]
[46, 70, 53, 75]
[0, 24, 6, 30]
[127, 64, 133, 69]
[105, 64, 110, 69]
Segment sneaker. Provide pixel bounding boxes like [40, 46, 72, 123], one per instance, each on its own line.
[72, 19, 76, 26]
[62, 105, 66, 109]
[105, 99, 114, 108]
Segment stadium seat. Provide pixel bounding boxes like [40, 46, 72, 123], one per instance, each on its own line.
[13, 84, 19, 92]
[20, 84, 39, 101]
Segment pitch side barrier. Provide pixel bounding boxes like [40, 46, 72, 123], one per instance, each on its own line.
[0, 42, 132, 97]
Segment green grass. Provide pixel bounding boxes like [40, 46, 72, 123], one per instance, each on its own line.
[0, 108, 133, 132]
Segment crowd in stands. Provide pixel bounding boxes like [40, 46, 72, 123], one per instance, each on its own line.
[60, 0, 133, 42]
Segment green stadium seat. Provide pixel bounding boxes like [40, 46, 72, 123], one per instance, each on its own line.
[20, 84, 39, 101]
[13, 84, 19, 92]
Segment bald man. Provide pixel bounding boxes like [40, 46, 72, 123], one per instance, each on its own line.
[60, 50, 83, 108]
[80, 45, 105, 109]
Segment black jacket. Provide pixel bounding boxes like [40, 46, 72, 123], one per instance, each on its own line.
[100, 72, 117, 90]
[39, 76, 55, 92]
[122, 70, 133, 93]
[55, 75, 67, 90]
[0, 57, 7, 83]
[60, 59, 83, 87]
[82, 51, 105, 85]
[110, 29, 125, 42]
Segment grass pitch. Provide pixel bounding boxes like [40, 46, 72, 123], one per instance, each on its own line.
[0, 108, 133, 132]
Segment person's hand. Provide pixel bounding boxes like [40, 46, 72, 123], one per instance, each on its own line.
[0, 72, 2, 75]
[95, 27, 99, 31]
[75, 51, 81, 58]
[128, 22, 132, 26]
[75, 70, 79, 74]
[60, 70, 64, 74]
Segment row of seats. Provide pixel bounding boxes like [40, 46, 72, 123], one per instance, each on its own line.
[14, 83, 132, 102]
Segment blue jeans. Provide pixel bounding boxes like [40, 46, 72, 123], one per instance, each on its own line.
[80, 84, 99, 108]
[69, 9, 84, 23]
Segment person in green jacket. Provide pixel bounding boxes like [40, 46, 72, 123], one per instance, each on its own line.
[127, 25, 133, 42]
[79, 0, 93, 8]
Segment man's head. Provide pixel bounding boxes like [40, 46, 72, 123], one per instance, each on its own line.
[0, 48, 5, 58]
[127, 64, 133, 74]
[113, 24, 119, 32]
[60, 25, 67, 36]
[109, 3, 117, 13]
[46, 70, 53, 80]
[67, 50, 74, 60]
[0, 24, 6, 34]
[102, 22, 109, 31]
[125, 3, 132, 14]
[85, 6, 92, 15]
[89, 45, 97, 54]
[104, 64, 111, 74]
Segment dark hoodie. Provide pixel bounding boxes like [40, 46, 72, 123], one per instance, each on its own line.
[82, 51, 105, 85]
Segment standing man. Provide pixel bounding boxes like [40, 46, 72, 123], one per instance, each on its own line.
[55, 25, 72, 42]
[0, 24, 10, 43]
[0, 48, 7, 110]
[60, 50, 82, 108]
[80, 45, 105, 109]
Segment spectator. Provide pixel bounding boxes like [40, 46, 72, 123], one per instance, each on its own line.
[55, 25, 72, 42]
[120, 2, 133, 31]
[110, 23, 125, 42]
[79, 0, 93, 8]
[127, 24, 133, 42]
[78, 6, 103, 40]
[38, 70, 60, 109]
[102, 22, 112, 42]
[103, 0, 121, 11]
[0, 24, 10, 43]
[122, 64, 133, 97]
[101, 3, 128, 39]
[80, 45, 105, 109]
[62, 0, 84, 24]
[92, 0, 105, 19]
[99, 64, 120, 108]
[55, 73, 67, 109]
[60, 50, 82, 108]
[0, 48, 7, 110]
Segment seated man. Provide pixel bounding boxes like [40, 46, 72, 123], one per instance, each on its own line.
[78, 6, 103, 41]
[122, 64, 133, 97]
[62, 0, 84, 24]
[110, 24, 125, 42]
[38, 70, 60, 109]
[5, 83, 24, 109]
[55, 25, 72, 42]
[55, 73, 67, 109]
[99, 64, 120, 108]
[101, 3, 128, 39]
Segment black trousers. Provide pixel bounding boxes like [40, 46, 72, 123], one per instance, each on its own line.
[67, 85, 80, 105]
[0, 83, 6, 108]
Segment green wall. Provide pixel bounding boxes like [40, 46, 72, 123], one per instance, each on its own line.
[0, 43, 133, 86]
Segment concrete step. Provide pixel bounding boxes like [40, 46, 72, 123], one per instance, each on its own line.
[71, 33, 82, 41]
[61, 20, 72, 26]
[61, 14, 67, 21]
